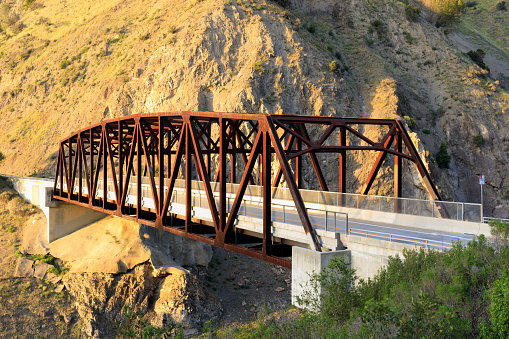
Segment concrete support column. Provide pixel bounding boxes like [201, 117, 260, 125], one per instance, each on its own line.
[291, 246, 351, 308]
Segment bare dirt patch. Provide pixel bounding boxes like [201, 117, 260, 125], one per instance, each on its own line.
[202, 248, 292, 328]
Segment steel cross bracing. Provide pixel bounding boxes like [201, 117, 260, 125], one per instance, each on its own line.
[53, 112, 445, 268]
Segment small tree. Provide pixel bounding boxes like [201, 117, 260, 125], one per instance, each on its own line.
[473, 134, 486, 148]
[0, 151, 4, 164]
[405, 5, 421, 22]
[436, 141, 451, 169]
[421, 0, 465, 26]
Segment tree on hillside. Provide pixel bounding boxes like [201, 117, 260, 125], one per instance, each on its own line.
[0, 151, 4, 164]
[420, 0, 465, 26]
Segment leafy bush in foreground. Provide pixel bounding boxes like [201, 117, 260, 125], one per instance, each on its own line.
[202, 220, 509, 338]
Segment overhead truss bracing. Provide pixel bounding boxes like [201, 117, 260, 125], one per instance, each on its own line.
[53, 112, 444, 268]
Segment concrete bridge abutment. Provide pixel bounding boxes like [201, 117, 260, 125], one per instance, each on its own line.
[6, 176, 107, 242]
[291, 235, 423, 308]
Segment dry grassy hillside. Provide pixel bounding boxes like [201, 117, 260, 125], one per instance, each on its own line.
[0, 0, 509, 215]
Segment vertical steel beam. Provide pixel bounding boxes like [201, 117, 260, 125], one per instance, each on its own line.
[68, 138, 73, 197]
[296, 139, 302, 189]
[137, 121, 142, 220]
[185, 122, 192, 231]
[89, 128, 93, 202]
[78, 136, 83, 203]
[118, 121, 123, 212]
[102, 128, 107, 209]
[219, 118, 227, 234]
[394, 132, 402, 213]
[262, 130, 272, 256]
[158, 117, 164, 224]
[339, 126, 346, 205]
[231, 135, 236, 184]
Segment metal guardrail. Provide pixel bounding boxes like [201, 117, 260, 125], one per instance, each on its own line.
[483, 217, 509, 224]
[346, 227, 456, 250]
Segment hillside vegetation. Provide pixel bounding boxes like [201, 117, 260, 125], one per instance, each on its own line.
[198, 221, 509, 338]
[0, 0, 508, 216]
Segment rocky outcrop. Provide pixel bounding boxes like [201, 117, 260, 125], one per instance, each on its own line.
[48, 215, 213, 274]
[18, 214, 220, 337]
[64, 263, 220, 338]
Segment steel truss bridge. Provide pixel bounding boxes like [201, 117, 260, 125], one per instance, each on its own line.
[53, 112, 446, 267]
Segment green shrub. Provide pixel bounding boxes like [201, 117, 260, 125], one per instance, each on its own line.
[435, 105, 444, 116]
[115, 305, 183, 338]
[421, 0, 465, 26]
[329, 60, 340, 73]
[371, 19, 387, 37]
[404, 115, 417, 130]
[59, 57, 70, 69]
[436, 141, 451, 168]
[253, 61, 265, 73]
[47, 266, 68, 276]
[305, 21, 316, 34]
[403, 31, 415, 44]
[22, 0, 35, 10]
[0, 151, 4, 164]
[486, 272, 509, 337]
[30, 254, 55, 265]
[405, 4, 421, 22]
[473, 134, 486, 147]
[297, 256, 360, 321]
[488, 218, 509, 243]
[422, 129, 431, 134]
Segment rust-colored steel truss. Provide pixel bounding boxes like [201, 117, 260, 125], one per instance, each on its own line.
[53, 112, 444, 268]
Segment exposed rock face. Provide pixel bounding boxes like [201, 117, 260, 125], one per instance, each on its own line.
[64, 263, 220, 338]
[40, 215, 220, 336]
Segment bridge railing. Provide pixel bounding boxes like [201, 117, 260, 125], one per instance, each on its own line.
[288, 188, 482, 223]
[60, 176, 482, 224]
[346, 227, 458, 250]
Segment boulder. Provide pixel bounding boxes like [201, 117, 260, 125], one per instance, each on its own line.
[13, 257, 34, 277]
[34, 262, 53, 279]
[21, 214, 50, 255]
[49, 216, 213, 274]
